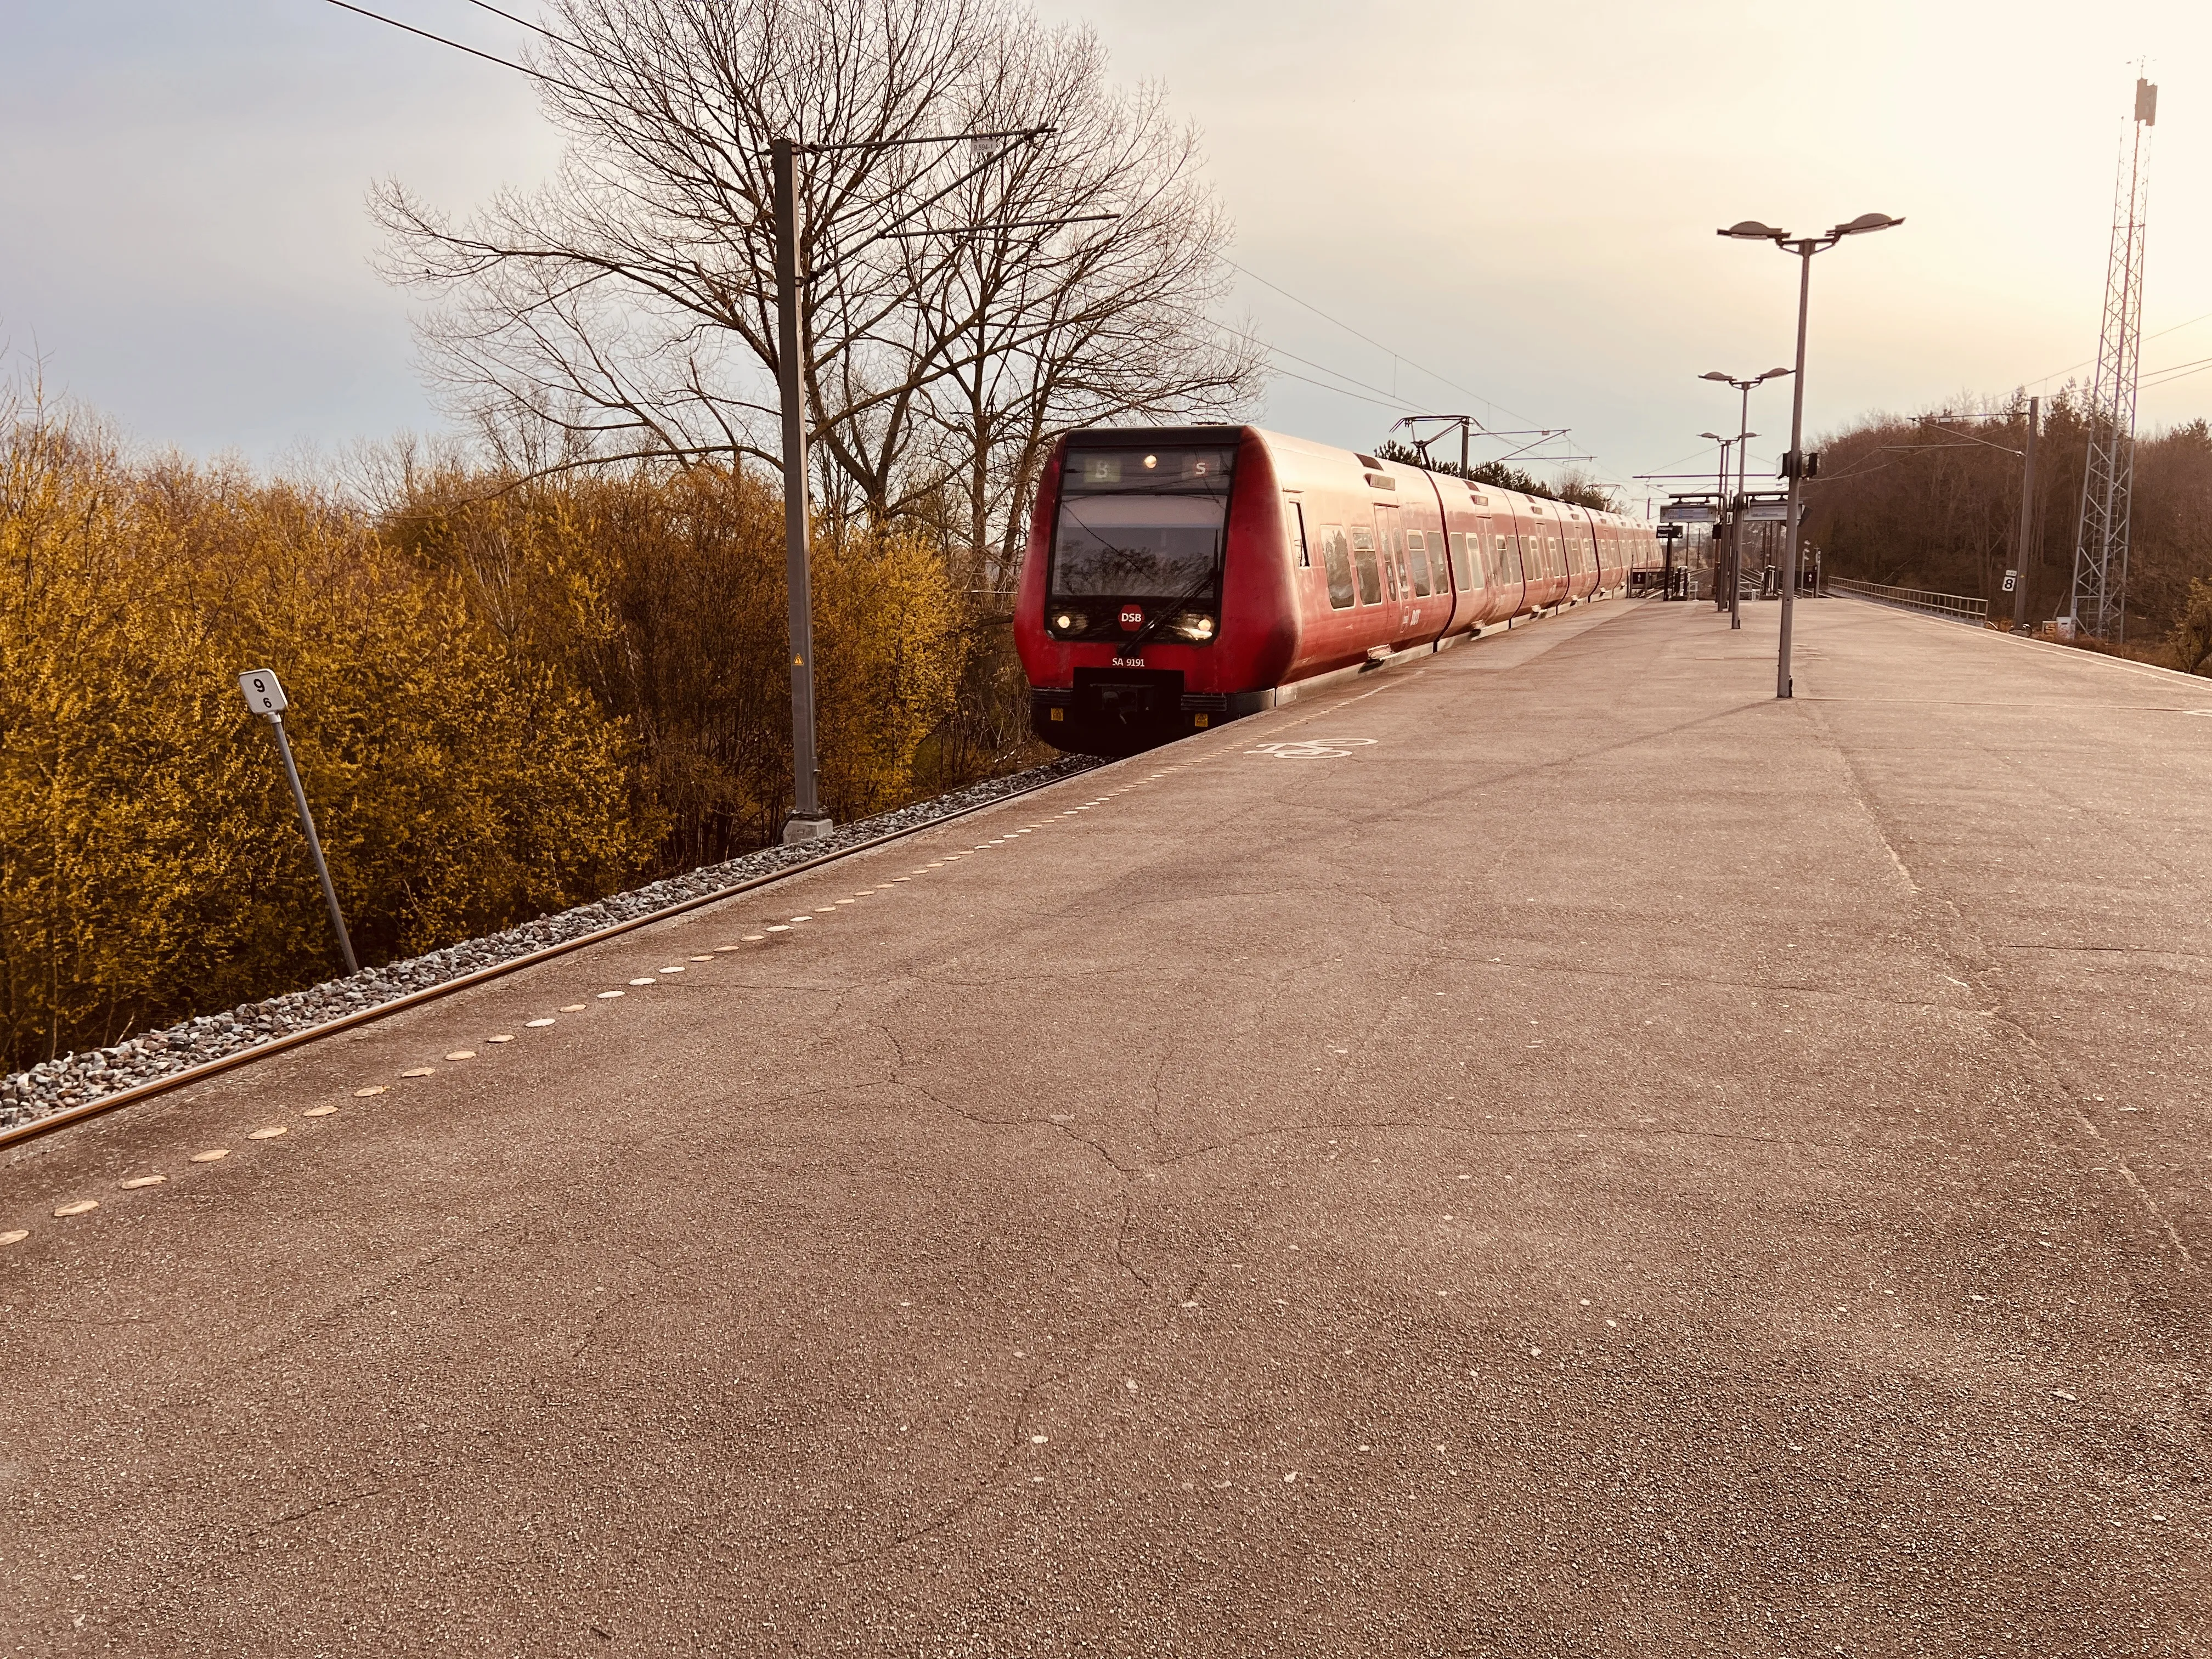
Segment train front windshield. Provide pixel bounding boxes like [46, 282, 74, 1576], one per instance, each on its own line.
[1051, 445, 1236, 599]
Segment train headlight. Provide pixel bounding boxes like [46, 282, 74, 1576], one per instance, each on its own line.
[1167, 612, 1217, 641]
[1050, 609, 1087, 636]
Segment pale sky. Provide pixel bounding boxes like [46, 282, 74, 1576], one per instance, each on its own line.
[4, 0, 2208, 507]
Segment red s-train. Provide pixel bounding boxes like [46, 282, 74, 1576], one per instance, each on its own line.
[1014, 425, 1662, 754]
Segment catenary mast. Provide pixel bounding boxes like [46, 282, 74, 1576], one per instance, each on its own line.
[2068, 77, 2157, 642]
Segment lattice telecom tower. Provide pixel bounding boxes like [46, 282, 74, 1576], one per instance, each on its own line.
[2069, 76, 2158, 641]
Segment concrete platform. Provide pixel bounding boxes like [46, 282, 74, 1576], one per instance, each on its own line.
[5, 597, 2208, 1655]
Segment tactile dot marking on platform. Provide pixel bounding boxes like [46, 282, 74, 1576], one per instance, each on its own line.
[526, 1018, 556, 1028]
[560, 1003, 589, 1011]
[658, 966, 685, 974]
[765, 926, 790, 934]
[354, 1086, 388, 1098]
[0, 1231, 26, 1246]
[597, 990, 625, 1000]
[627, 978, 657, 988]
[189, 1149, 229, 1164]
[302, 1106, 338, 1118]
[119, 1175, 167, 1190]
[444, 1051, 477, 1061]
[400, 1067, 436, 1078]
[53, 1200, 98, 1218]
[714, 945, 744, 952]
[742, 934, 766, 941]
[247, 1126, 288, 1141]
[690, 955, 714, 962]
[789, 916, 812, 922]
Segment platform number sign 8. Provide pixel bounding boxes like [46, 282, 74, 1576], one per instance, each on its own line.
[239, 668, 289, 717]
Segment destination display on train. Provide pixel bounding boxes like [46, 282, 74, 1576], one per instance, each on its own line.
[1065, 447, 1236, 493]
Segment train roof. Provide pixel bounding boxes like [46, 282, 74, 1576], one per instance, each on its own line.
[1059, 424, 1644, 527]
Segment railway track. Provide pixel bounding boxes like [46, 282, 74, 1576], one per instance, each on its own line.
[0, 757, 1101, 1154]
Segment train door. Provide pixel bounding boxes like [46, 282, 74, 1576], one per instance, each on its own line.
[1519, 509, 1544, 608]
[1508, 507, 1542, 612]
[1405, 522, 1438, 635]
[1372, 504, 1411, 639]
[1483, 515, 1520, 617]
[1567, 511, 1595, 600]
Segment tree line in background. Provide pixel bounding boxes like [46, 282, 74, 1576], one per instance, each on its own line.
[1803, 387, 2212, 670]
[1371, 441, 1617, 512]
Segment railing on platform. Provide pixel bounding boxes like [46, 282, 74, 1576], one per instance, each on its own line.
[1828, 578, 1988, 625]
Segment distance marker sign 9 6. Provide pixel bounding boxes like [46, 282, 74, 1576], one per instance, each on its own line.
[239, 669, 288, 718]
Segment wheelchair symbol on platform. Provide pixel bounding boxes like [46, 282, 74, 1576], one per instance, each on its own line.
[1246, 738, 1379, 759]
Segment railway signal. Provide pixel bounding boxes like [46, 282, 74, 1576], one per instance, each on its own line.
[237, 669, 358, 975]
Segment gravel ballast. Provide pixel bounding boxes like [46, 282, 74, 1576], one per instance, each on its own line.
[1, 755, 1103, 1133]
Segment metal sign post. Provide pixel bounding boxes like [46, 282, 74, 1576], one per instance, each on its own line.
[238, 669, 358, 975]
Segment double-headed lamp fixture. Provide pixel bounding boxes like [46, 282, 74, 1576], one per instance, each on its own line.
[1717, 212, 1904, 244]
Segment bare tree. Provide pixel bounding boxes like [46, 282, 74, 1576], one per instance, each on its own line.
[900, 25, 1257, 589]
[374, 0, 1260, 544]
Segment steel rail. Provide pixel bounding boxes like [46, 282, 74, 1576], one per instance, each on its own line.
[0, 764, 1102, 1156]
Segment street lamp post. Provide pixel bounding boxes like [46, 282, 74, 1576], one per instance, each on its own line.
[1700, 368, 1791, 630]
[1717, 212, 1904, 698]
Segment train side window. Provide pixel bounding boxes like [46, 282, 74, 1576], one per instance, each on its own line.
[1448, 531, 1471, 588]
[1286, 499, 1311, 568]
[1350, 526, 1383, 605]
[1322, 526, 1355, 608]
[1499, 534, 1523, 585]
[1406, 529, 1432, 596]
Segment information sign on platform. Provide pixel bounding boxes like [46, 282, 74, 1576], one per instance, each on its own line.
[239, 669, 289, 718]
[1659, 504, 1712, 525]
[1741, 501, 1790, 523]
